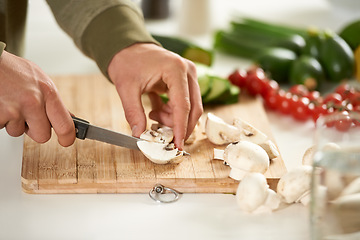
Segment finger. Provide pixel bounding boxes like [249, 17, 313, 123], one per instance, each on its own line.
[116, 86, 147, 137]
[5, 119, 26, 137]
[25, 110, 52, 144]
[163, 67, 191, 149]
[148, 93, 173, 127]
[44, 89, 75, 147]
[184, 62, 203, 139]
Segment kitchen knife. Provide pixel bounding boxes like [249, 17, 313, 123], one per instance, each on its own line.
[72, 116, 140, 150]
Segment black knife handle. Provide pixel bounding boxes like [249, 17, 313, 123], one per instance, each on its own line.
[72, 116, 89, 140]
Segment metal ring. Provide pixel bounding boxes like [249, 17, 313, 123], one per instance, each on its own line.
[149, 184, 182, 203]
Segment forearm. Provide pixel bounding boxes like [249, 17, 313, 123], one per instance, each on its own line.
[46, 0, 158, 78]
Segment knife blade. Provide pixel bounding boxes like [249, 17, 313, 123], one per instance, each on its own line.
[72, 116, 140, 150]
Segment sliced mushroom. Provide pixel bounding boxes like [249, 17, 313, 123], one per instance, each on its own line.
[233, 118, 279, 160]
[205, 113, 242, 145]
[224, 141, 269, 181]
[236, 173, 281, 213]
[205, 113, 279, 160]
[277, 165, 313, 206]
[137, 141, 183, 164]
[302, 142, 340, 166]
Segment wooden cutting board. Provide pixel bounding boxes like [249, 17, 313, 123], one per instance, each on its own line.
[21, 75, 286, 194]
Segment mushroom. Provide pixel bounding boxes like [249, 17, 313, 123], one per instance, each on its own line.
[205, 113, 241, 145]
[276, 165, 313, 206]
[236, 173, 281, 213]
[222, 141, 269, 181]
[302, 142, 340, 166]
[233, 118, 279, 160]
[138, 125, 184, 164]
[339, 177, 360, 197]
[140, 124, 174, 144]
[137, 141, 183, 164]
[205, 113, 279, 160]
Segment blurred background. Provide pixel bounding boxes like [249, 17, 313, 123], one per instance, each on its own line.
[24, 0, 360, 76]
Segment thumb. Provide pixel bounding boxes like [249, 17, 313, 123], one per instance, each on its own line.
[117, 88, 146, 137]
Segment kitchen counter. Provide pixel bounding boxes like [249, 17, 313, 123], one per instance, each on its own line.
[1, 0, 359, 239]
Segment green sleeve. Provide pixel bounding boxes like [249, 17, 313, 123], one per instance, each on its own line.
[0, 42, 6, 56]
[46, 0, 158, 78]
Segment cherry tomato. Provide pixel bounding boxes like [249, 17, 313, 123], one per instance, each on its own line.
[350, 92, 360, 107]
[306, 91, 322, 103]
[323, 93, 343, 105]
[309, 103, 327, 123]
[277, 90, 292, 115]
[289, 84, 309, 97]
[334, 111, 352, 132]
[290, 96, 310, 121]
[263, 90, 278, 110]
[261, 79, 279, 98]
[228, 69, 247, 87]
[334, 83, 355, 100]
[246, 68, 267, 96]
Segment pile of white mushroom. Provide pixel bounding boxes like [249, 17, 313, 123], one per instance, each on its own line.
[207, 113, 314, 213]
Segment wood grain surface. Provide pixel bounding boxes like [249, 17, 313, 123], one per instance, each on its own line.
[21, 75, 287, 194]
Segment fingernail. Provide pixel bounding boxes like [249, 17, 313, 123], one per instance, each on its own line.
[132, 125, 139, 137]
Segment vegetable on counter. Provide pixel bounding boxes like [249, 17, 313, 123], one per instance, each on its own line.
[160, 63, 240, 106]
[152, 34, 214, 66]
[227, 66, 360, 127]
[214, 17, 357, 89]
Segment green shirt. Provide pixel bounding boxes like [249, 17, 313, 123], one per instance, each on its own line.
[0, 0, 157, 77]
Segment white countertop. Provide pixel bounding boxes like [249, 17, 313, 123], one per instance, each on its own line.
[1, 1, 359, 239]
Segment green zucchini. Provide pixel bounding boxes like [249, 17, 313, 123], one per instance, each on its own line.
[339, 19, 360, 50]
[255, 47, 297, 83]
[152, 34, 214, 66]
[202, 76, 231, 104]
[318, 31, 355, 82]
[289, 55, 325, 90]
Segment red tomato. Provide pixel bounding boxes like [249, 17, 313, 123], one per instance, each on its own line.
[290, 96, 311, 121]
[334, 111, 352, 132]
[350, 92, 360, 107]
[306, 91, 322, 103]
[334, 83, 355, 100]
[228, 69, 247, 87]
[289, 85, 309, 97]
[246, 68, 267, 96]
[261, 79, 279, 98]
[277, 90, 292, 115]
[310, 103, 328, 123]
[323, 93, 343, 105]
[263, 90, 278, 110]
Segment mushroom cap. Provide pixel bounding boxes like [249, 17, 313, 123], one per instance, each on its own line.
[277, 165, 313, 204]
[236, 173, 269, 212]
[205, 113, 241, 145]
[225, 141, 269, 174]
[137, 141, 183, 164]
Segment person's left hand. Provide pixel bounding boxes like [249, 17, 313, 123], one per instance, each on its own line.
[108, 43, 203, 150]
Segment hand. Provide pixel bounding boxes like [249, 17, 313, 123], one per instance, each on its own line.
[108, 43, 203, 149]
[0, 51, 75, 146]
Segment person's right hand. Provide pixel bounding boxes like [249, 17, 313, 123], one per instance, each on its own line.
[0, 50, 75, 147]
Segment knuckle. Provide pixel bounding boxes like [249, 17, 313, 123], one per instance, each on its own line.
[32, 130, 51, 144]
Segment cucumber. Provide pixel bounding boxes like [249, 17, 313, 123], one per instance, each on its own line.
[198, 74, 213, 99]
[152, 34, 214, 66]
[255, 47, 297, 83]
[289, 55, 325, 90]
[318, 31, 355, 82]
[202, 76, 230, 103]
[339, 19, 360, 51]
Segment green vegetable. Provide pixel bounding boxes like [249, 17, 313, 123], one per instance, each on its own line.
[289, 55, 325, 90]
[203, 76, 239, 104]
[339, 19, 360, 51]
[230, 21, 306, 55]
[255, 48, 297, 83]
[301, 29, 324, 59]
[152, 34, 214, 66]
[160, 64, 240, 105]
[318, 31, 355, 82]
